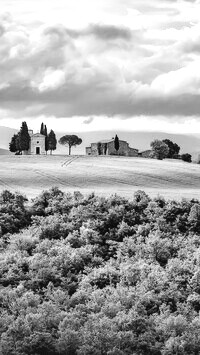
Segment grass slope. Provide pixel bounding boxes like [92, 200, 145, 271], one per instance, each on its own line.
[0, 126, 17, 149]
[0, 155, 199, 199]
[0, 148, 11, 155]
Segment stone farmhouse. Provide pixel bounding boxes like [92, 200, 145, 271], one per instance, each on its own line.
[23, 130, 46, 155]
[86, 139, 138, 157]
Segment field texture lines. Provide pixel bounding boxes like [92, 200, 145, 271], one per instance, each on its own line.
[0, 155, 200, 199]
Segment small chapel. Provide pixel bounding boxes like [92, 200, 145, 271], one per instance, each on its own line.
[26, 130, 46, 155]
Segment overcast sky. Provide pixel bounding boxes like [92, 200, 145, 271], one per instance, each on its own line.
[0, 0, 200, 133]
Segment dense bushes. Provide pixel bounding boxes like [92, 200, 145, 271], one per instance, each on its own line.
[181, 153, 192, 163]
[0, 190, 30, 235]
[1, 188, 200, 353]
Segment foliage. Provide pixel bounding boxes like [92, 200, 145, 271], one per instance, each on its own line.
[181, 153, 192, 163]
[40, 123, 49, 153]
[40, 122, 44, 135]
[9, 122, 30, 154]
[162, 139, 180, 158]
[150, 139, 169, 160]
[0, 190, 30, 235]
[48, 130, 57, 154]
[97, 142, 101, 155]
[44, 125, 49, 153]
[114, 135, 120, 151]
[9, 134, 19, 153]
[2, 188, 200, 353]
[59, 135, 82, 155]
[19, 121, 30, 152]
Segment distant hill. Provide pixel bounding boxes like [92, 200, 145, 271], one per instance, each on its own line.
[0, 126, 17, 150]
[0, 148, 11, 155]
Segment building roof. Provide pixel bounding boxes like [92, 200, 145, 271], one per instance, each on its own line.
[91, 139, 128, 144]
[97, 139, 113, 143]
[140, 149, 152, 153]
[31, 133, 45, 137]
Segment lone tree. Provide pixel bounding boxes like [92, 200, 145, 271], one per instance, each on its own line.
[150, 139, 169, 160]
[162, 139, 180, 158]
[59, 135, 82, 155]
[19, 121, 30, 153]
[48, 130, 57, 155]
[114, 135, 119, 152]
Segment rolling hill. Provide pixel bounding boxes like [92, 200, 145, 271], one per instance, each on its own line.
[0, 126, 17, 150]
[0, 148, 11, 155]
[0, 155, 199, 200]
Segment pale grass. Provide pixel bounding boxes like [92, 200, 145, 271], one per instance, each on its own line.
[0, 155, 200, 200]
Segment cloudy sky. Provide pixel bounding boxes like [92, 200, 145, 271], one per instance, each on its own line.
[0, 0, 200, 133]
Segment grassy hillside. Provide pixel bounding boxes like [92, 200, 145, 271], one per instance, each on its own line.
[0, 126, 17, 149]
[0, 148, 11, 155]
[0, 155, 199, 199]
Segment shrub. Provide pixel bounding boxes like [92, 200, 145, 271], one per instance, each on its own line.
[181, 153, 192, 163]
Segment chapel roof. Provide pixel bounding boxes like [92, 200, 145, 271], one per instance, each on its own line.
[92, 139, 128, 144]
[31, 133, 45, 137]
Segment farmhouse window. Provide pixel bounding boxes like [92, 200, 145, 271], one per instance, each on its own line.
[37, 141, 39, 143]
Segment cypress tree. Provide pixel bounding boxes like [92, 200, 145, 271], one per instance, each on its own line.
[114, 135, 119, 152]
[44, 125, 49, 154]
[40, 122, 44, 135]
[48, 130, 57, 155]
[19, 122, 30, 152]
[16, 133, 21, 154]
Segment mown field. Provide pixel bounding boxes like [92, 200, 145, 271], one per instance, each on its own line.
[0, 155, 200, 199]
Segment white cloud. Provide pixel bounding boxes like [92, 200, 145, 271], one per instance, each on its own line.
[0, 0, 200, 132]
[151, 60, 200, 95]
[37, 69, 66, 92]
